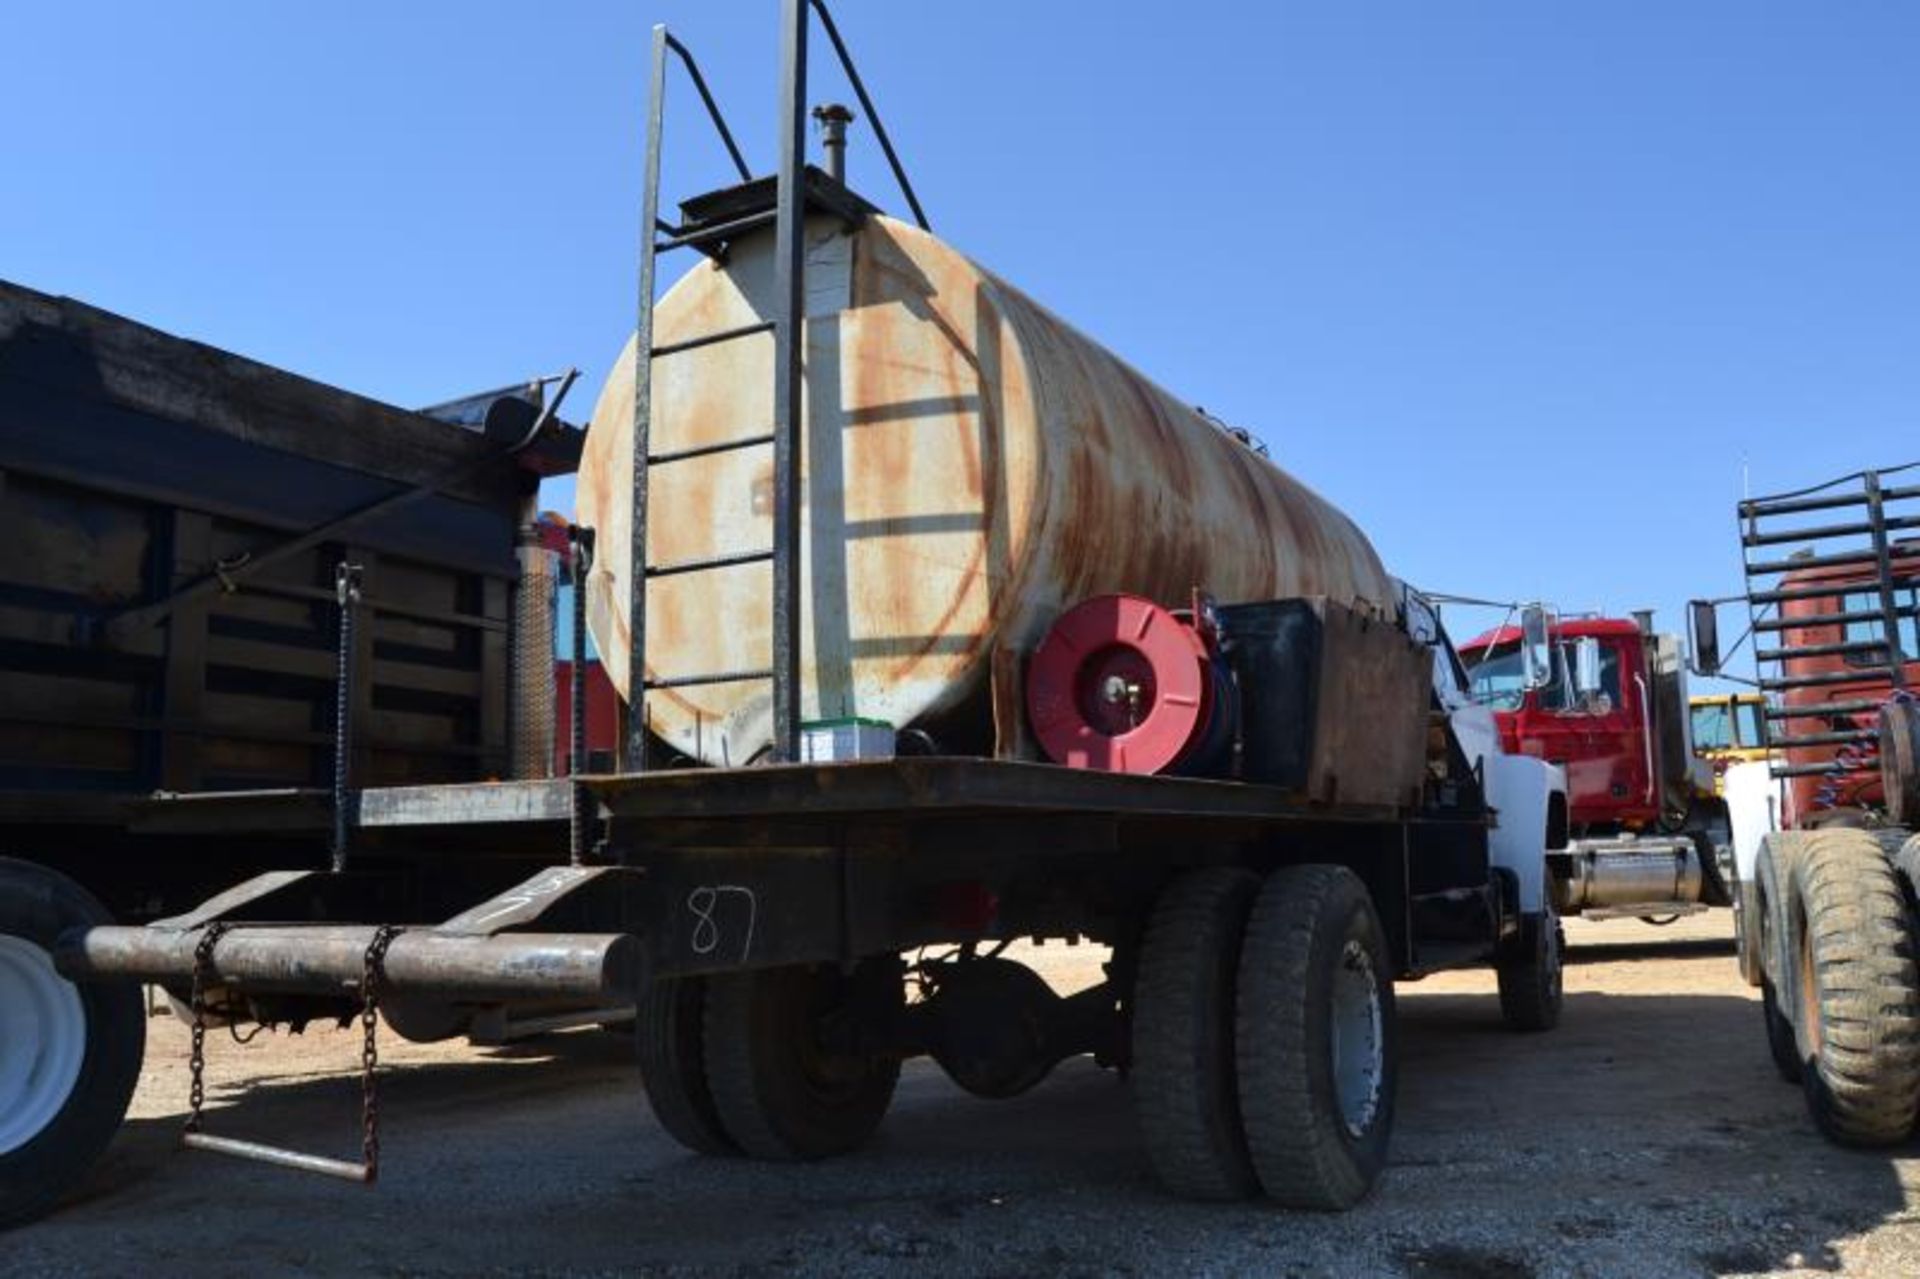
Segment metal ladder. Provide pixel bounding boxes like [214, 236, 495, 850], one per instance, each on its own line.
[624, 0, 929, 771]
[1738, 464, 1920, 779]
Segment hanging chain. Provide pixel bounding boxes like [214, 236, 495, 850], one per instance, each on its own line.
[184, 922, 232, 1137]
[331, 561, 364, 873]
[359, 924, 402, 1180]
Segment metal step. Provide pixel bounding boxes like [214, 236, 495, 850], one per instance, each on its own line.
[644, 666, 775, 691]
[650, 320, 775, 360]
[645, 548, 775, 579]
[648, 433, 776, 466]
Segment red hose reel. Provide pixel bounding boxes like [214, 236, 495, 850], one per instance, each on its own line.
[1026, 593, 1230, 775]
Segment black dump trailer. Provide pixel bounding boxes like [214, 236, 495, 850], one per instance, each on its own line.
[0, 276, 578, 1225]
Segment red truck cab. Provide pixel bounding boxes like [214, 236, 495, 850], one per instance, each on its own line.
[1460, 612, 1729, 918]
[1459, 618, 1663, 834]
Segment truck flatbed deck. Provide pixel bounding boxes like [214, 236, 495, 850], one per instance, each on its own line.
[135, 759, 1435, 835]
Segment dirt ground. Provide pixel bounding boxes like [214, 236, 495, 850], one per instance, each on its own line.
[10, 914, 1920, 1278]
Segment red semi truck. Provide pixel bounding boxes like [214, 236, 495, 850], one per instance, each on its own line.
[1690, 464, 1920, 1147]
[1459, 613, 1732, 922]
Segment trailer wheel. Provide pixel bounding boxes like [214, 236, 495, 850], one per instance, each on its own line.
[1788, 828, 1920, 1145]
[1130, 867, 1260, 1201]
[1496, 913, 1563, 1032]
[636, 975, 737, 1156]
[0, 858, 144, 1230]
[1235, 865, 1396, 1210]
[703, 960, 902, 1160]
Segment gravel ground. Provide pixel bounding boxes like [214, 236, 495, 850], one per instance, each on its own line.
[9, 915, 1920, 1278]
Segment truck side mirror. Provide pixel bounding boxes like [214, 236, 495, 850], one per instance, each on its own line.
[1572, 636, 1602, 698]
[1688, 600, 1720, 676]
[1521, 604, 1553, 690]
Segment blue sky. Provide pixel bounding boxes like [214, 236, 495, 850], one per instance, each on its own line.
[7, 2, 1917, 682]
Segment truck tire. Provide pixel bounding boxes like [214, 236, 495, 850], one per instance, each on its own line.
[1788, 828, 1920, 1145]
[1761, 975, 1802, 1084]
[1131, 867, 1259, 1201]
[1755, 836, 1803, 1083]
[1496, 913, 1563, 1032]
[1732, 868, 1764, 989]
[636, 975, 737, 1156]
[1235, 865, 1396, 1210]
[0, 858, 144, 1230]
[703, 960, 901, 1160]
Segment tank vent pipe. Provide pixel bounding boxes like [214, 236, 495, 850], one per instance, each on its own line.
[813, 102, 855, 184]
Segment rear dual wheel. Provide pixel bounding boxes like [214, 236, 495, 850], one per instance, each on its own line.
[637, 960, 902, 1161]
[1131, 864, 1396, 1210]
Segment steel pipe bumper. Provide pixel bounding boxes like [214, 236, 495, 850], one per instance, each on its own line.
[55, 925, 640, 1003]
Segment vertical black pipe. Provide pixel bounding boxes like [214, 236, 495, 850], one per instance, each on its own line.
[770, 0, 809, 762]
[813, 103, 852, 183]
[569, 526, 594, 865]
[628, 25, 670, 773]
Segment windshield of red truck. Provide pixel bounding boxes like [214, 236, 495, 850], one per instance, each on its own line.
[1463, 641, 1622, 712]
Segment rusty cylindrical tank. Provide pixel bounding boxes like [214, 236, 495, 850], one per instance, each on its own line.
[576, 214, 1396, 765]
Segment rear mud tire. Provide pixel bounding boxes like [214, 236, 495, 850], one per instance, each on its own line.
[1788, 829, 1920, 1146]
[1496, 913, 1564, 1032]
[636, 975, 737, 1156]
[1131, 867, 1260, 1201]
[703, 961, 902, 1160]
[0, 859, 145, 1230]
[1235, 865, 1397, 1211]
